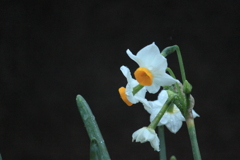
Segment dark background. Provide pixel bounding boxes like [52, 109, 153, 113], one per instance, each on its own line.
[0, 0, 239, 159]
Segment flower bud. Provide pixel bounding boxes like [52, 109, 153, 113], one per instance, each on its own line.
[183, 80, 192, 94]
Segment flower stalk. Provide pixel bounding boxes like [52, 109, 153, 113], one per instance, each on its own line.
[158, 126, 167, 160]
[132, 84, 144, 95]
[175, 45, 186, 82]
[162, 45, 202, 159]
[161, 45, 186, 82]
[186, 118, 202, 160]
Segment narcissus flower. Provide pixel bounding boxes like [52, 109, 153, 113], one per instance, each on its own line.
[132, 127, 160, 151]
[118, 66, 147, 106]
[141, 90, 199, 133]
[126, 42, 179, 93]
[150, 104, 185, 134]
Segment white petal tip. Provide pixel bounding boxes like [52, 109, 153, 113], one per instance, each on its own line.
[126, 49, 131, 54]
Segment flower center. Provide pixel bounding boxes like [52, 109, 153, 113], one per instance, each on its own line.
[167, 104, 177, 113]
[134, 67, 153, 86]
[118, 87, 133, 106]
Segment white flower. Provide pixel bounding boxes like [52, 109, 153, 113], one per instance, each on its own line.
[141, 90, 185, 133]
[126, 42, 179, 93]
[151, 104, 185, 134]
[132, 127, 160, 151]
[118, 66, 147, 106]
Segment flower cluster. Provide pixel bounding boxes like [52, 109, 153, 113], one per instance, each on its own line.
[118, 43, 199, 151]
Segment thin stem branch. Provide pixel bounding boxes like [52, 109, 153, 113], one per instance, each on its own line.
[161, 45, 187, 82]
[174, 45, 186, 82]
[166, 67, 176, 79]
[133, 84, 144, 95]
[158, 126, 167, 160]
[166, 67, 186, 110]
[186, 118, 202, 160]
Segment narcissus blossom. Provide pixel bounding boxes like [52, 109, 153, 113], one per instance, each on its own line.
[150, 104, 185, 134]
[132, 127, 160, 151]
[126, 42, 179, 93]
[118, 66, 146, 106]
[141, 90, 199, 133]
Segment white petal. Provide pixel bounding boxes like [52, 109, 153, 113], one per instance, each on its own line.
[175, 111, 186, 121]
[159, 115, 168, 125]
[135, 43, 161, 67]
[126, 82, 146, 104]
[132, 127, 160, 152]
[126, 92, 138, 104]
[120, 65, 132, 82]
[165, 114, 183, 134]
[150, 135, 160, 151]
[141, 96, 162, 114]
[146, 83, 160, 94]
[162, 106, 185, 133]
[125, 81, 138, 103]
[154, 73, 179, 86]
[150, 56, 168, 73]
[125, 79, 138, 95]
[134, 87, 147, 99]
[132, 128, 143, 142]
[141, 52, 166, 70]
[157, 90, 168, 105]
[192, 110, 200, 118]
[126, 49, 143, 66]
[126, 43, 164, 70]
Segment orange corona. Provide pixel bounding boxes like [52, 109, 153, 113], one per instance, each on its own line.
[118, 87, 133, 106]
[134, 67, 153, 86]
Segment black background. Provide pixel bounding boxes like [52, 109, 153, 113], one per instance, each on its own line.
[0, 0, 239, 159]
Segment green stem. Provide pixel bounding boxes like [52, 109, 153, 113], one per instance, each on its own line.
[175, 45, 186, 82]
[176, 83, 186, 107]
[166, 67, 176, 79]
[186, 118, 202, 160]
[158, 126, 167, 160]
[166, 67, 185, 110]
[161, 45, 187, 82]
[76, 95, 111, 160]
[133, 84, 144, 95]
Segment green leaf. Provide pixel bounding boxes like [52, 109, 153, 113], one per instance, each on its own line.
[76, 95, 111, 160]
[90, 138, 101, 160]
